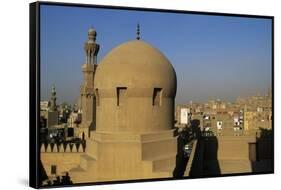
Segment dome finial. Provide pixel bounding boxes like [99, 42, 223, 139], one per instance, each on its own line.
[136, 23, 140, 40]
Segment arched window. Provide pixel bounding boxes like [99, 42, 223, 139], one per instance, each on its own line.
[153, 88, 162, 106]
[117, 87, 127, 106]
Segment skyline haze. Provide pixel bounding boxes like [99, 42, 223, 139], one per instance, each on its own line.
[40, 5, 272, 105]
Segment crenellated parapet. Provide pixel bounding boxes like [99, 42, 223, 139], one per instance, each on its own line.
[40, 142, 85, 153]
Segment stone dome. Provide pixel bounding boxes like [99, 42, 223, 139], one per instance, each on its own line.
[94, 40, 177, 97]
[94, 40, 177, 133]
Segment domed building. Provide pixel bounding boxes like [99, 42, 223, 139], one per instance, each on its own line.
[70, 26, 178, 183]
[95, 39, 177, 133]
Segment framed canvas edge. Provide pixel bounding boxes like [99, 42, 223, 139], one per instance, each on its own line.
[29, 1, 275, 189]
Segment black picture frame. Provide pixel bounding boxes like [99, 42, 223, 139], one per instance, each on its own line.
[30, 1, 274, 188]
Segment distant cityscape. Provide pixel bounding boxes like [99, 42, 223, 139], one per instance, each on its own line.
[175, 89, 272, 133]
[41, 88, 272, 137]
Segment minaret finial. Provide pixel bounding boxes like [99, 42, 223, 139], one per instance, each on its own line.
[136, 23, 140, 40]
[88, 27, 96, 42]
[52, 84, 56, 92]
[85, 27, 100, 64]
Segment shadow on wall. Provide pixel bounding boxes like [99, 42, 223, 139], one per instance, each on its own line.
[172, 119, 217, 178]
[173, 127, 190, 178]
[190, 119, 201, 138]
[40, 159, 73, 187]
[187, 118, 221, 177]
[39, 159, 48, 185]
[251, 128, 273, 173]
[51, 172, 73, 186]
[201, 133, 221, 176]
[89, 123, 96, 137]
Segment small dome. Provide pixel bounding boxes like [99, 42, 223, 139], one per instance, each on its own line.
[95, 40, 177, 97]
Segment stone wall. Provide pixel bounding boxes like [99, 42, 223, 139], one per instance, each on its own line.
[41, 152, 83, 176]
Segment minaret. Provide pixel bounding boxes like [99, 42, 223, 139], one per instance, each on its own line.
[136, 23, 140, 40]
[49, 85, 57, 111]
[79, 27, 100, 138]
[47, 85, 59, 127]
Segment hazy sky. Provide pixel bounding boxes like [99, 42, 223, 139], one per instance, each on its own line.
[40, 4, 272, 105]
